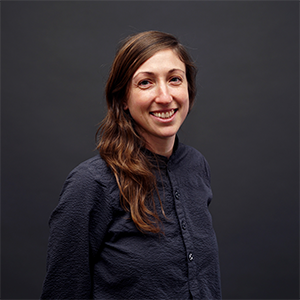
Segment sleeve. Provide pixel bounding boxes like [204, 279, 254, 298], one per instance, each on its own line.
[41, 164, 111, 299]
[201, 155, 213, 207]
[202, 156, 211, 185]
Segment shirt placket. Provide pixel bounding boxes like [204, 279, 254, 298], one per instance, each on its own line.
[166, 163, 200, 299]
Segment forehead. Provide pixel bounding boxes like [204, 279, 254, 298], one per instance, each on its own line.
[134, 49, 185, 74]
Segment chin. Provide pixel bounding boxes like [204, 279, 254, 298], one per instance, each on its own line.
[157, 131, 178, 139]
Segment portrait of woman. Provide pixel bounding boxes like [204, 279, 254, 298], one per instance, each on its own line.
[3, 2, 298, 299]
[40, 31, 222, 299]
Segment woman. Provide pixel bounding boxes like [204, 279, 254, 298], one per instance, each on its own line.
[41, 31, 221, 299]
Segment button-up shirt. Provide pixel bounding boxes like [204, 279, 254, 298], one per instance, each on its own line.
[41, 139, 222, 299]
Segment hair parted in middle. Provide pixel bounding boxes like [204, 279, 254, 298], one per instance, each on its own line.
[96, 30, 197, 233]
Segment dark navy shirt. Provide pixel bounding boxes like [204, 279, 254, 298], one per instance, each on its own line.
[41, 140, 222, 299]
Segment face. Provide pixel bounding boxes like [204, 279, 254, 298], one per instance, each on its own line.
[124, 49, 189, 152]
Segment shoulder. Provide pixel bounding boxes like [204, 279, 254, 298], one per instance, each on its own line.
[58, 154, 117, 207]
[50, 154, 116, 223]
[68, 154, 108, 177]
[175, 142, 211, 183]
[65, 154, 114, 187]
[177, 142, 209, 165]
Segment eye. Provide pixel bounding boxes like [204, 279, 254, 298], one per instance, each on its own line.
[138, 79, 152, 88]
[170, 77, 182, 84]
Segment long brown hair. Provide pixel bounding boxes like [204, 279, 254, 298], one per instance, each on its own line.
[96, 31, 197, 233]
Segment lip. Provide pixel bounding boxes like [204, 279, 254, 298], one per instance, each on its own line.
[150, 108, 177, 113]
[150, 108, 178, 122]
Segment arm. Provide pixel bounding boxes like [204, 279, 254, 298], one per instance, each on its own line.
[41, 162, 111, 299]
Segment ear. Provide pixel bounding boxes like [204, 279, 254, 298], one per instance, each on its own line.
[123, 101, 129, 110]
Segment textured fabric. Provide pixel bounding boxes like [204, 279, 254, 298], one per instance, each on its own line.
[41, 140, 222, 299]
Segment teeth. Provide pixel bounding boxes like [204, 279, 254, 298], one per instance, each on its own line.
[152, 109, 175, 119]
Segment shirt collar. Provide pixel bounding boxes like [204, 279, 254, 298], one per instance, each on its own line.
[143, 135, 180, 168]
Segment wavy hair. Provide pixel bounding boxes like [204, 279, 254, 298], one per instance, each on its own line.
[96, 31, 197, 233]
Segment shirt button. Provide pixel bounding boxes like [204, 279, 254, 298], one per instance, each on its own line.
[175, 191, 180, 199]
[188, 253, 194, 261]
[181, 220, 186, 230]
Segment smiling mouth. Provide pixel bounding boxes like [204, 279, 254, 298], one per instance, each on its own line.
[150, 109, 178, 119]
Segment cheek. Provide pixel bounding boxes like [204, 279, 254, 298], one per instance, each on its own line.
[180, 90, 190, 111]
[181, 95, 190, 120]
[127, 95, 149, 120]
[130, 91, 152, 111]
[183, 102, 189, 119]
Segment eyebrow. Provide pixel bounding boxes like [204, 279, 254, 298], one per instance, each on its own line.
[133, 68, 185, 80]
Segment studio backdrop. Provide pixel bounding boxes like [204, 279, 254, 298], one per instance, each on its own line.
[2, 1, 299, 299]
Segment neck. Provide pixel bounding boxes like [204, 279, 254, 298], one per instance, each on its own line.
[143, 135, 175, 159]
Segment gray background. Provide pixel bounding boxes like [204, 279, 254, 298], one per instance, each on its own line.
[2, 1, 299, 299]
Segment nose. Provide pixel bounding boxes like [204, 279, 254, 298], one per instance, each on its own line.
[155, 82, 172, 105]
